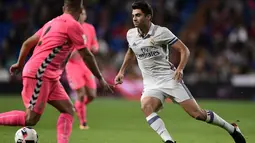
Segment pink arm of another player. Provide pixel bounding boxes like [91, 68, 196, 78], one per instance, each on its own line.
[90, 26, 99, 53]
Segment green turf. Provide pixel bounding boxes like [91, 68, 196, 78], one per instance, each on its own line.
[0, 96, 254, 143]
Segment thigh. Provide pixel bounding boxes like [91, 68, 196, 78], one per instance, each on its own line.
[84, 72, 97, 90]
[48, 100, 74, 115]
[141, 89, 165, 104]
[66, 63, 86, 90]
[22, 77, 50, 114]
[48, 80, 70, 101]
[169, 82, 193, 103]
[141, 89, 165, 111]
[83, 70, 97, 98]
[48, 81, 74, 114]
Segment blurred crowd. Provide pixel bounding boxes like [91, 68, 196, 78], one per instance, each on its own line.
[0, 0, 254, 87]
[183, 0, 255, 85]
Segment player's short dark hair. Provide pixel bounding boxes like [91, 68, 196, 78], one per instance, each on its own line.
[64, 0, 83, 12]
[132, 1, 153, 18]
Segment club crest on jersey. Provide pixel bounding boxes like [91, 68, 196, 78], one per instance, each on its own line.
[149, 37, 155, 46]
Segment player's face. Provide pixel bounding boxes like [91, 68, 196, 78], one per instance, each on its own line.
[132, 9, 149, 28]
[79, 9, 87, 23]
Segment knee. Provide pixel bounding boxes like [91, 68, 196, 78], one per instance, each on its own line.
[89, 93, 97, 99]
[87, 95, 96, 101]
[76, 89, 86, 101]
[65, 106, 75, 117]
[87, 89, 97, 99]
[77, 94, 85, 101]
[141, 104, 154, 114]
[25, 115, 40, 126]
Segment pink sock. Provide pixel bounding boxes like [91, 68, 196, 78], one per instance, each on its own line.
[0, 110, 25, 126]
[57, 113, 73, 143]
[74, 101, 86, 125]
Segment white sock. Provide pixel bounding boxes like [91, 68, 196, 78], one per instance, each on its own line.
[146, 113, 173, 142]
[206, 110, 235, 133]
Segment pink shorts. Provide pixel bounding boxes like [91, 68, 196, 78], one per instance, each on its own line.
[21, 77, 70, 114]
[65, 61, 96, 90]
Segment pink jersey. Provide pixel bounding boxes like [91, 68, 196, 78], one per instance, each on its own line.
[23, 13, 87, 80]
[68, 22, 99, 63]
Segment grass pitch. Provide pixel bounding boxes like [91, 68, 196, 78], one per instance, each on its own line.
[0, 95, 254, 143]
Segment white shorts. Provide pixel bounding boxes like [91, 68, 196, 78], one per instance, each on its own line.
[141, 81, 193, 104]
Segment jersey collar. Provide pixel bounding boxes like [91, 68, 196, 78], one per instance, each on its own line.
[137, 22, 155, 38]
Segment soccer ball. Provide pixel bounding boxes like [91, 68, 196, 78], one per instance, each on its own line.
[14, 127, 38, 143]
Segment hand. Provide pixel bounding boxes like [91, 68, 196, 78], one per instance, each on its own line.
[99, 78, 114, 93]
[9, 63, 23, 76]
[173, 68, 183, 82]
[114, 72, 124, 85]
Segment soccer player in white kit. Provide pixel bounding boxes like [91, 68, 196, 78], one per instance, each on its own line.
[114, 1, 246, 143]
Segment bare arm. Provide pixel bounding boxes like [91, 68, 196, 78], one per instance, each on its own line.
[17, 35, 40, 66]
[118, 48, 136, 75]
[78, 48, 103, 80]
[9, 35, 40, 75]
[114, 48, 135, 84]
[171, 40, 190, 71]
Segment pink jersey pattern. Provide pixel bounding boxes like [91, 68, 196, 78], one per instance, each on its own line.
[23, 13, 87, 80]
[22, 13, 87, 109]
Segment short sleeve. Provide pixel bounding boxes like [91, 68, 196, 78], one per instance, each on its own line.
[34, 28, 43, 37]
[67, 22, 87, 50]
[126, 29, 133, 48]
[161, 27, 178, 45]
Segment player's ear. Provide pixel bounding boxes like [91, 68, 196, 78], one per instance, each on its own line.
[146, 14, 152, 21]
[78, 7, 83, 14]
[62, 6, 65, 12]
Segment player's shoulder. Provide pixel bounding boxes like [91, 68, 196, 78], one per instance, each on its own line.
[82, 22, 96, 31]
[155, 25, 172, 34]
[83, 22, 94, 28]
[126, 28, 137, 39]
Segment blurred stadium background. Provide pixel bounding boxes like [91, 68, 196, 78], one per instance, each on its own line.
[0, 0, 255, 143]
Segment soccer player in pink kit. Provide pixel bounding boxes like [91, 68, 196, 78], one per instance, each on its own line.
[0, 0, 112, 143]
[65, 8, 99, 129]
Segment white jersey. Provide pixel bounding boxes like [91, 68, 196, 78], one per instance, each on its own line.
[127, 23, 178, 89]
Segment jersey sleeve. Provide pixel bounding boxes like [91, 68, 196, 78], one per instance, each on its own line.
[90, 26, 99, 52]
[161, 27, 178, 45]
[67, 22, 88, 50]
[126, 29, 132, 48]
[34, 27, 43, 37]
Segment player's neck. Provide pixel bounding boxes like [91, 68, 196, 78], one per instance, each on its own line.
[64, 11, 79, 21]
[79, 21, 85, 24]
[138, 22, 151, 37]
